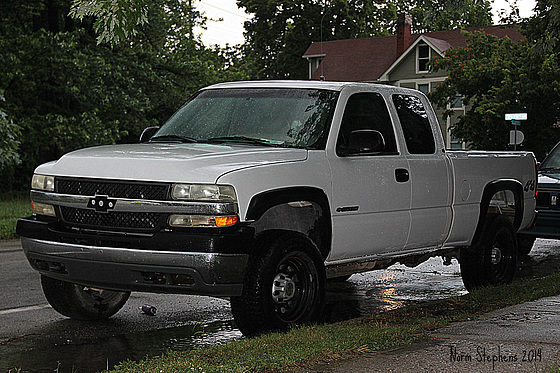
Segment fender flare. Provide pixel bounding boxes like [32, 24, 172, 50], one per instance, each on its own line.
[472, 179, 524, 245]
[245, 187, 332, 259]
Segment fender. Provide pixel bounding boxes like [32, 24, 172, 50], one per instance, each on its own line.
[246, 187, 332, 259]
[472, 179, 524, 245]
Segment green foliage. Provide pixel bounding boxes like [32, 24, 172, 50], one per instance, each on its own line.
[522, 0, 560, 56]
[0, 0, 248, 191]
[70, 0, 149, 46]
[394, 0, 493, 32]
[0, 94, 21, 171]
[429, 2, 560, 159]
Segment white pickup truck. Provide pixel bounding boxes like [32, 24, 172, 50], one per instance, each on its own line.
[17, 80, 537, 336]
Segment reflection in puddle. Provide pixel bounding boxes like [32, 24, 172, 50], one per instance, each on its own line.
[377, 287, 405, 311]
[3, 239, 560, 372]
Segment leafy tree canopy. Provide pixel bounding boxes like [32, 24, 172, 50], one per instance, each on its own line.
[0, 0, 247, 190]
[397, 0, 493, 32]
[70, 0, 149, 45]
[521, 0, 560, 56]
[0, 94, 21, 171]
[62, 0, 493, 80]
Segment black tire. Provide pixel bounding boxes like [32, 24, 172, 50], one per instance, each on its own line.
[517, 234, 536, 257]
[230, 232, 326, 336]
[41, 276, 130, 320]
[460, 214, 518, 291]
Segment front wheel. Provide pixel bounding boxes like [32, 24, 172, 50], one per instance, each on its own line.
[517, 234, 535, 257]
[41, 276, 130, 320]
[460, 214, 518, 291]
[230, 233, 326, 336]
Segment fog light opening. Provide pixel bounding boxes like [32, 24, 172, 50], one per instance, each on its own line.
[32, 202, 56, 217]
[171, 274, 195, 286]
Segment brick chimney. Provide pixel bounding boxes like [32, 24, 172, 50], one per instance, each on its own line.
[397, 14, 412, 57]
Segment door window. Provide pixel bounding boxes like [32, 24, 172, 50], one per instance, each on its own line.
[337, 93, 398, 155]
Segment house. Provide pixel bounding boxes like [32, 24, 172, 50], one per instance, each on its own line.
[302, 15, 524, 149]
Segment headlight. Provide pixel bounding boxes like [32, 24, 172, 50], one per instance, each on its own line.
[32, 174, 55, 191]
[171, 184, 236, 202]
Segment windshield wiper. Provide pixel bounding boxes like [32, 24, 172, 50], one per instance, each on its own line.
[150, 134, 198, 143]
[206, 136, 278, 147]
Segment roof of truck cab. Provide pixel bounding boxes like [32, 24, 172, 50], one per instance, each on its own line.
[203, 80, 406, 92]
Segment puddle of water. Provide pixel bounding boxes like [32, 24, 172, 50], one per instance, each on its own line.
[0, 320, 242, 373]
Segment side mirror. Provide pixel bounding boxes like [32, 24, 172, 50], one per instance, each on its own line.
[341, 129, 385, 155]
[140, 126, 159, 143]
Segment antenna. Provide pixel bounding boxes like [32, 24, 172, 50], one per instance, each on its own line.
[320, 3, 328, 81]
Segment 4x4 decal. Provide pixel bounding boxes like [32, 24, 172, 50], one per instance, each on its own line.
[524, 179, 536, 192]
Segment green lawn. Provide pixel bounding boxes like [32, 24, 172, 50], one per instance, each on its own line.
[0, 193, 31, 240]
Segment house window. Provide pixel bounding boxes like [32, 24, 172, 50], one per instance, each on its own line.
[417, 44, 430, 73]
[417, 84, 429, 94]
[450, 133, 463, 149]
[450, 95, 463, 109]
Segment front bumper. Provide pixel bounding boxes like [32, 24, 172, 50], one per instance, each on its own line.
[17, 216, 252, 297]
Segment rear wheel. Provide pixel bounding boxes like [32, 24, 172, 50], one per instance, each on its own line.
[460, 214, 518, 291]
[41, 276, 130, 320]
[230, 232, 326, 336]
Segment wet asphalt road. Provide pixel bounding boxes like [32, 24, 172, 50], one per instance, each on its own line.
[1, 239, 560, 373]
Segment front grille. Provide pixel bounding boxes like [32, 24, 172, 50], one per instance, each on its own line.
[55, 178, 170, 231]
[57, 178, 169, 200]
[60, 206, 163, 231]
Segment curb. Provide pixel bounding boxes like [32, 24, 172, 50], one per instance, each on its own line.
[0, 239, 21, 252]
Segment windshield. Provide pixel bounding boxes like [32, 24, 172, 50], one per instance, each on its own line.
[152, 88, 338, 149]
[540, 143, 560, 172]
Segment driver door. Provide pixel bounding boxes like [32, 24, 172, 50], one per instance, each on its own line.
[328, 91, 411, 262]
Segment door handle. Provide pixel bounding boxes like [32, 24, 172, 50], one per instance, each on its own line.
[395, 168, 410, 183]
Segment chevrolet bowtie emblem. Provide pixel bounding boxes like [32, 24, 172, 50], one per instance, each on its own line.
[87, 195, 117, 213]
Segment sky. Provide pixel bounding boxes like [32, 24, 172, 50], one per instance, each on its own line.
[194, 0, 537, 48]
[193, 1, 249, 47]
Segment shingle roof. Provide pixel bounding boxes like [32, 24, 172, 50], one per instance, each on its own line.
[302, 25, 524, 82]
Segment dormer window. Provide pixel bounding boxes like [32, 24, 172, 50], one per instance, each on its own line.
[417, 44, 430, 73]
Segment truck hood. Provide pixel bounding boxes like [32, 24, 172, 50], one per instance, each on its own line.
[35, 143, 308, 184]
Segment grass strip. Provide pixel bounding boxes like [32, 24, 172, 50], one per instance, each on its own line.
[109, 272, 560, 373]
[0, 193, 31, 240]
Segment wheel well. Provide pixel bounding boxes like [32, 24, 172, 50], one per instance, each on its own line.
[472, 180, 523, 244]
[246, 187, 332, 259]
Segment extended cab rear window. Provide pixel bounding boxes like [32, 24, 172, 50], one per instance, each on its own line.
[392, 94, 436, 154]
